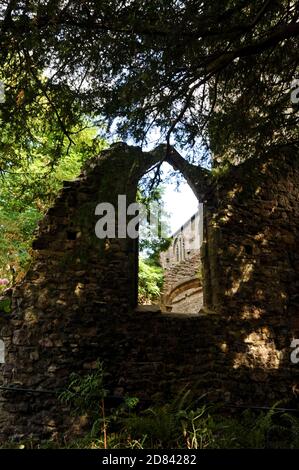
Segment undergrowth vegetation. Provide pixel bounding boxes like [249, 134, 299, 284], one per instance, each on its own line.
[34, 363, 299, 449]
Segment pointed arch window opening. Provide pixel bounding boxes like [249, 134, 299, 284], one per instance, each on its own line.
[137, 162, 204, 314]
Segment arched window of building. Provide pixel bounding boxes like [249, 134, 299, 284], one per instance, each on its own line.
[137, 159, 204, 313]
[181, 236, 185, 261]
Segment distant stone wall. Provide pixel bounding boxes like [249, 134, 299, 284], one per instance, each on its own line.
[160, 211, 202, 268]
[167, 285, 203, 314]
[0, 144, 298, 442]
[161, 251, 203, 313]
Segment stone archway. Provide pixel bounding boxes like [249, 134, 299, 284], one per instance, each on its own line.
[0, 143, 210, 439]
[0, 143, 298, 441]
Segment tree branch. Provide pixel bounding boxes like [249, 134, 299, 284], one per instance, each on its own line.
[22, 49, 75, 148]
[149, 144, 210, 200]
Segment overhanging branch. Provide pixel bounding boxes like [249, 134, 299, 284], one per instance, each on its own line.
[149, 145, 210, 201]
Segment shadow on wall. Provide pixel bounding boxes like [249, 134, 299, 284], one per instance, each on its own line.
[201, 148, 299, 396]
[0, 144, 298, 440]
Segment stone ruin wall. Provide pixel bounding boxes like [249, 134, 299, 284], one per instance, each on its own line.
[161, 251, 203, 313]
[0, 143, 298, 441]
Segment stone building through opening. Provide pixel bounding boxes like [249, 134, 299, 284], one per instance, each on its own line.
[1, 142, 298, 440]
[159, 207, 204, 314]
[137, 163, 205, 315]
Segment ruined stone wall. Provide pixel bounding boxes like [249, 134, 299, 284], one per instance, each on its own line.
[160, 210, 202, 268]
[0, 144, 298, 442]
[200, 148, 299, 398]
[166, 286, 203, 313]
[202, 149, 299, 326]
[161, 251, 203, 313]
[0, 143, 162, 440]
[163, 251, 201, 291]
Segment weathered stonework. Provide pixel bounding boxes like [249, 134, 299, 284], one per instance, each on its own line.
[0, 143, 298, 442]
[161, 251, 203, 313]
[160, 210, 202, 267]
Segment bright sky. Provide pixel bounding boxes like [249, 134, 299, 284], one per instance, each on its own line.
[120, 133, 199, 235]
[160, 163, 199, 235]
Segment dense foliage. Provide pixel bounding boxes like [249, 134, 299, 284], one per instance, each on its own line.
[137, 186, 170, 304]
[138, 259, 164, 304]
[138, 186, 171, 262]
[0, 125, 106, 281]
[0, 1, 298, 171]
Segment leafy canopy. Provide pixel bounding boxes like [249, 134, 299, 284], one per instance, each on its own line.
[0, 0, 298, 169]
[0, 121, 106, 281]
[137, 186, 171, 304]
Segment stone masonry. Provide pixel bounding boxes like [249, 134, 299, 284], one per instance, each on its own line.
[160, 210, 203, 313]
[161, 251, 203, 313]
[0, 143, 298, 441]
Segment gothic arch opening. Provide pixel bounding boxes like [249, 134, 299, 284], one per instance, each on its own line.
[136, 160, 205, 315]
[2, 143, 298, 441]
